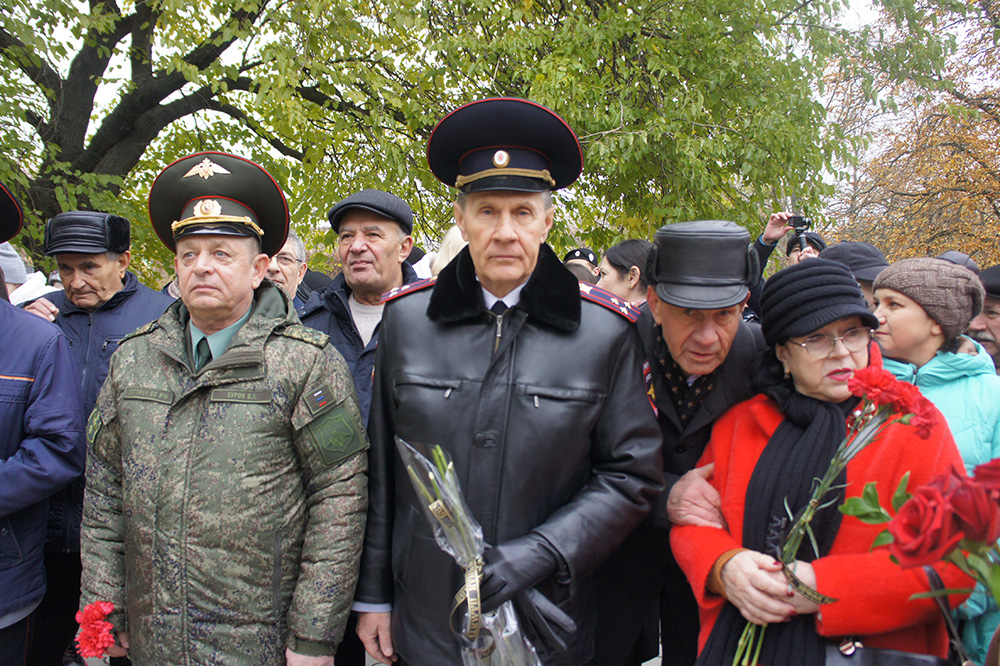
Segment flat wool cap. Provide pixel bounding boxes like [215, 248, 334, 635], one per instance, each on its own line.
[328, 189, 414, 234]
[980, 265, 1000, 300]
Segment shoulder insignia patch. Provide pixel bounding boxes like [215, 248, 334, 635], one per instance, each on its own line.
[278, 324, 329, 348]
[121, 321, 158, 343]
[381, 276, 437, 303]
[578, 283, 640, 323]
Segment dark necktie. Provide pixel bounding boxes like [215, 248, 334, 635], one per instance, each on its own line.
[195, 337, 212, 371]
[490, 301, 508, 316]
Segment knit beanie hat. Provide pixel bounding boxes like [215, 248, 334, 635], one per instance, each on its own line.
[0, 242, 27, 284]
[761, 258, 878, 347]
[873, 257, 984, 341]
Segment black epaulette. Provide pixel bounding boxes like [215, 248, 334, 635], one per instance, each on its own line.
[278, 324, 330, 348]
[381, 276, 437, 303]
[578, 283, 640, 323]
[121, 321, 159, 343]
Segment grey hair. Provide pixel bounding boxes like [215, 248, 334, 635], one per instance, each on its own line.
[456, 189, 553, 210]
[285, 228, 307, 263]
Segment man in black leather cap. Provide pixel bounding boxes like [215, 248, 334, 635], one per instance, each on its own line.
[594, 220, 767, 666]
[23, 211, 173, 666]
[355, 97, 664, 666]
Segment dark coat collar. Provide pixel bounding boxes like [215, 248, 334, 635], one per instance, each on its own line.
[427, 243, 580, 332]
[303, 261, 419, 319]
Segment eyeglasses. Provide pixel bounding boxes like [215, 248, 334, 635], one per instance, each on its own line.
[788, 327, 873, 358]
[273, 254, 301, 267]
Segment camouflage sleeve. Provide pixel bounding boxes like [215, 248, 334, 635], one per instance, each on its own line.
[287, 344, 369, 650]
[79, 367, 128, 632]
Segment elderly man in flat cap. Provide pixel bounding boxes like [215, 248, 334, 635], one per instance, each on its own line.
[593, 221, 767, 666]
[20, 212, 173, 666]
[354, 98, 663, 666]
[300, 189, 418, 423]
[969, 265, 1000, 373]
[78, 152, 368, 665]
[0, 182, 86, 665]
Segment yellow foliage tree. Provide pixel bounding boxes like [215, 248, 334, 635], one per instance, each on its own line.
[827, 5, 1000, 267]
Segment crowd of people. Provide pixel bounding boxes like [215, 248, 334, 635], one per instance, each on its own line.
[2, 96, 999, 666]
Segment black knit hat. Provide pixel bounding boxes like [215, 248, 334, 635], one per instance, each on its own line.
[761, 258, 878, 346]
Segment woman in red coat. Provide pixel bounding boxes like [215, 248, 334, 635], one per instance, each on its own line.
[671, 259, 971, 665]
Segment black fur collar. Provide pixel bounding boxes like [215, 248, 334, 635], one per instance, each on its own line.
[427, 243, 581, 332]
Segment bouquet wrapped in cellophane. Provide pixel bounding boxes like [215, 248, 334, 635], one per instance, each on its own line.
[396, 436, 541, 666]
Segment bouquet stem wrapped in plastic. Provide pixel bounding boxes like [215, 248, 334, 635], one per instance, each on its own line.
[396, 437, 541, 666]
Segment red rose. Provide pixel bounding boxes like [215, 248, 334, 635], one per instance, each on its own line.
[888, 480, 964, 568]
[974, 459, 1000, 494]
[950, 470, 1000, 544]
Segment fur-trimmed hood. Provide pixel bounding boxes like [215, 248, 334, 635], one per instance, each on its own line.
[427, 243, 581, 332]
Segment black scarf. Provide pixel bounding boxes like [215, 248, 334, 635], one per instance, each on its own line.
[654, 325, 715, 427]
[696, 386, 857, 666]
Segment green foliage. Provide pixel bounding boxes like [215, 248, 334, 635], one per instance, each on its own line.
[0, 0, 963, 286]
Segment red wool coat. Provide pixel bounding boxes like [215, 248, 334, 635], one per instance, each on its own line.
[671, 393, 972, 659]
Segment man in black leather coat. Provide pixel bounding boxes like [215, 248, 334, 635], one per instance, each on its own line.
[593, 221, 767, 666]
[353, 98, 664, 666]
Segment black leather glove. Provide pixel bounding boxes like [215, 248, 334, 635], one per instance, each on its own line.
[480, 532, 560, 613]
[513, 588, 577, 653]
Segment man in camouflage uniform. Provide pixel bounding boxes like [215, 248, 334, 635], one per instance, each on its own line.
[79, 152, 368, 666]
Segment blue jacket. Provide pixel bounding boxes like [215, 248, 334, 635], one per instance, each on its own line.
[884, 341, 1000, 664]
[883, 342, 1000, 475]
[299, 263, 418, 422]
[0, 299, 86, 617]
[42, 271, 173, 551]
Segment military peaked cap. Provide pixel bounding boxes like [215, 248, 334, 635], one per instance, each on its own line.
[0, 180, 23, 244]
[149, 151, 289, 256]
[427, 98, 583, 193]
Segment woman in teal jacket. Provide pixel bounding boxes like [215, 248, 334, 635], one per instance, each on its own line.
[873, 257, 1000, 664]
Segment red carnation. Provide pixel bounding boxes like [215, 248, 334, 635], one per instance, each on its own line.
[888, 479, 964, 569]
[848, 366, 898, 404]
[75, 601, 116, 658]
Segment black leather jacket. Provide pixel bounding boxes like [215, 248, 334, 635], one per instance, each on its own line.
[356, 245, 664, 666]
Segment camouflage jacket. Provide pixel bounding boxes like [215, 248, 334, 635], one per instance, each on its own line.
[80, 281, 368, 666]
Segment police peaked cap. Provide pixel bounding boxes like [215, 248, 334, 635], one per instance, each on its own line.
[45, 211, 131, 255]
[0, 180, 24, 244]
[149, 151, 289, 257]
[427, 98, 583, 193]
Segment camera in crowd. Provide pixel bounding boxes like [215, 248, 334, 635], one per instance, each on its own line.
[789, 214, 812, 253]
